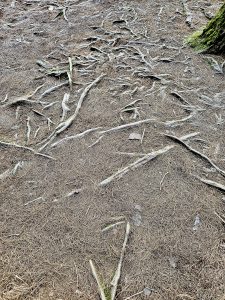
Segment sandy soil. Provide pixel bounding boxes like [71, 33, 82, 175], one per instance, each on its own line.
[0, 0, 225, 299]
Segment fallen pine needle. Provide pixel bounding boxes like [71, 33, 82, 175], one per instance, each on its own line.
[24, 197, 45, 206]
[124, 290, 144, 300]
[114, 152, 147, 157]
[160, 172, 169, 190]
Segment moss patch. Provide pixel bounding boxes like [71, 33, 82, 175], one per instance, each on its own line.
[186, 3, 225, 53]
[186, 29, 208, 52]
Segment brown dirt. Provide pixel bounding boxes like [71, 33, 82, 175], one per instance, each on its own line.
[0, 0, 225, 300]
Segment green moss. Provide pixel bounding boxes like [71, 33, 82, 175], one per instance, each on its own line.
[185, 29, 209, 52]
[186, 3, 225, 53]
[104, 286, 112, 300]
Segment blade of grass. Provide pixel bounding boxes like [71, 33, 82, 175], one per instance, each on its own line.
[90, 260, 108, 300]
[110, 222, 131, 300]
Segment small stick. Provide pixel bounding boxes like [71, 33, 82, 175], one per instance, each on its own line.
[32, 109, 54, 124]
[0, 141, 55, 160]
[165, 134, 225, 177]
[33, 110, 55, 132]
[130, 46, 154, 69]
[24, 197, 45, 206]
[47, 118, 53, 130]
[74, 262, 79, 290]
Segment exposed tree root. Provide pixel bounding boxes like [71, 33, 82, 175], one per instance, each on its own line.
[38, 74, 105, 151]
[165, 134, 225, 177]
[99, 132, 199, 187]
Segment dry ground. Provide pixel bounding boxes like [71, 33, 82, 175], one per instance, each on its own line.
[0, 0, 225, 299]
